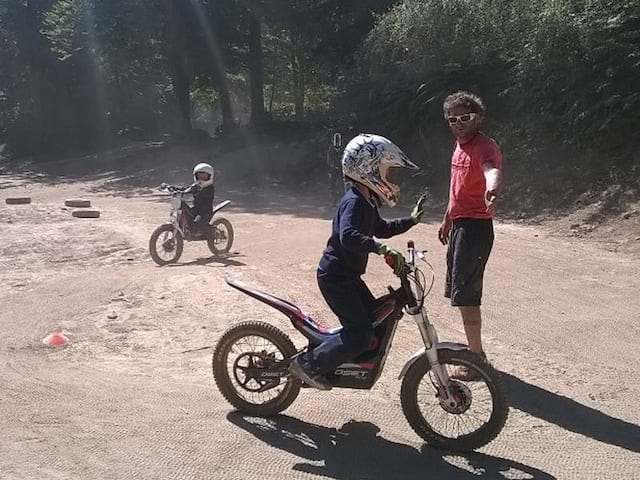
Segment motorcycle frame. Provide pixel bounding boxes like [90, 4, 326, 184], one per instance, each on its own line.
[225, 243, 468, 393]
[165, 191, 230, 239]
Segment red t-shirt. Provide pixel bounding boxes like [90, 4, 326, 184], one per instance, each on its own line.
[448, 132, 502, 220]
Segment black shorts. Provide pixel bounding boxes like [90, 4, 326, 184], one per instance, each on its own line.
[445, 218, 494, 307]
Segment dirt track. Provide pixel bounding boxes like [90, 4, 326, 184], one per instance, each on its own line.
[1, 148, 639, 479]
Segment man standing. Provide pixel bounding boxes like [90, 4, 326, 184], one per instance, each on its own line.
[438, 91, 502, 381]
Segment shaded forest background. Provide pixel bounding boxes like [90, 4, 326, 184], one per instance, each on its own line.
[1, 0, 639, 215]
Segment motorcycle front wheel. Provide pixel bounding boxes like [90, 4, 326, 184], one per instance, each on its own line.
[149, 223, 184, 266]
[401, 349, 509, 452]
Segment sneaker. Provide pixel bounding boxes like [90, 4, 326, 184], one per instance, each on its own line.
[288, 357, 332, 391]
[450, 352, 487, 382]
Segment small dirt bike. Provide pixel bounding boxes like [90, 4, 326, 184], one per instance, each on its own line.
[149, 184, 234, 266]
[213, 241, 508, 452]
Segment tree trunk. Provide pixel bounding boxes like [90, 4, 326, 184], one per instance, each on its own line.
[22, 0, 48, 151]
[268, 45, 278, 113]
[291, 37, 305, 121]
[170, 59, 192, 134]
[164, 0, 192, 134]
[248, 9, 265, 125]
[191, 1, 233, 131]
[215, 71, 234, 129]
[80, 0, 111, 146]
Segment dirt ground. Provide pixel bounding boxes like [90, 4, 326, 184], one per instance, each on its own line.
[1, 144, 639, 480]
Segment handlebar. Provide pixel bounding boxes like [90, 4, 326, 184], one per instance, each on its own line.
[160, 183, 192, 196]
[383, 241, 434, 309]
[383, 241, 428, 276]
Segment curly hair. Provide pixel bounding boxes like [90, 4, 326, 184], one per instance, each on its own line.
[443, 91, 486, 118]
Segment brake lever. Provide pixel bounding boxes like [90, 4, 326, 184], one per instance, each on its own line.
[415, 250, 428, 262]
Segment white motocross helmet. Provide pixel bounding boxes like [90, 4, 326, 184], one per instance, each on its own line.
[193, 162, 214, 188]
[341, 134, 419, 207]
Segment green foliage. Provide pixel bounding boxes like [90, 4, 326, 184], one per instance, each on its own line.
[357, 0, 640, 191]
[0, 0, 638, 204]
[41, 0, 80, 60]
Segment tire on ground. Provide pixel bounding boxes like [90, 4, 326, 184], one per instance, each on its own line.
[65, 199, 92, 208]
[5, 197, 31, 205]
[72, 209, 101, 218]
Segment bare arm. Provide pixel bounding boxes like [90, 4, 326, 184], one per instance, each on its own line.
[438, 206, 452, 245]
[483, 162, 501, 192]
[483, 162, 501, 215]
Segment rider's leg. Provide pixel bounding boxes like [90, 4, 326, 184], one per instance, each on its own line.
[185, 205, 211, 236]
[202, 212, 213, 224]
[182, 203, 195, 228]
[311, 274, 375, 371]
[290, 273, 374, 386]
[195, 212, 213, 235]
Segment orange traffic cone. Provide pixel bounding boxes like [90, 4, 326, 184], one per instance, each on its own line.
[43, 328, 69, 346]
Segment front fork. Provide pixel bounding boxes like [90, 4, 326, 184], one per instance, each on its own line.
[172, 210, 185, 237]
[408, 307, 453, 400]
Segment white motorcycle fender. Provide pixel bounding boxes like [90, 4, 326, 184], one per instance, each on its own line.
[211, 200, 231, 218]
[397, 342, 468, 379]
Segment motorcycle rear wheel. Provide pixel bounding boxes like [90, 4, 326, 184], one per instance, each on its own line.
[213, 321, 300, 416]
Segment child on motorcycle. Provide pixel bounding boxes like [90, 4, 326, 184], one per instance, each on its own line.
[166, 162, 215, 237]
[289, 134, 427, 390]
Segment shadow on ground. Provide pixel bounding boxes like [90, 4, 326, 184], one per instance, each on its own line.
[503, 371, 640, 453]
[228, 413, 557, 480]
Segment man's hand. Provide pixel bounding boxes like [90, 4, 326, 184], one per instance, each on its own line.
[485, 189, 497, 216]
[438, 217, 452, 245]
[411, 194, 427, 224]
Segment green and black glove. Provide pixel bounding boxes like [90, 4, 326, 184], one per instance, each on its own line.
[377, 244, 405, 276]
[411, 194, 427, 224]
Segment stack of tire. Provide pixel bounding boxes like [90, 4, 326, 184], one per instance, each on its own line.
[4, 196, 100, 218]
[64, 199, 100, 218]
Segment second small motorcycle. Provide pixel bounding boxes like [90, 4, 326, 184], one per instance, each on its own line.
[149, 184, 234, 266]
